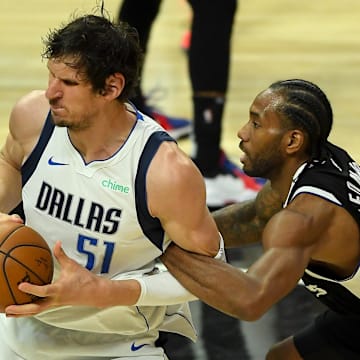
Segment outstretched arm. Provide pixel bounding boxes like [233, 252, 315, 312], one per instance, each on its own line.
[161, 195, 331, 320]
[161, 243, 309, 320]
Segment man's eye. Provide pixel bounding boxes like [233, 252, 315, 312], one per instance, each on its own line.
[63, 80, 77, 86]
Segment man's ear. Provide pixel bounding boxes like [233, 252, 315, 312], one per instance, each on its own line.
[101, 73, 125, 99]
[285, 129, 305, 154]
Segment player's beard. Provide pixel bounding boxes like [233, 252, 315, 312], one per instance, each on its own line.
[243, 145, 285, 180]
[52, 114, 92, 131]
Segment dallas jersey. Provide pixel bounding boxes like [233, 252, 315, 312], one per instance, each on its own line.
[0, 106, 196, 359]
[283, 142, 360, 316]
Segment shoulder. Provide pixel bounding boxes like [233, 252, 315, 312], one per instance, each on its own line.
[9, 90, 49, 138]
[10, 90, 48, 129]
[152, 141, 201, 184]
[9, 90, 49, 158]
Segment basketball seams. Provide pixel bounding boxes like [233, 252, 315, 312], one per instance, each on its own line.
[0, 225, 28, 306]
[4, 255, 49, 284]
[0, 253, 17, 305]
[0, 224, 54, 311]
[0, 224, 24, 248]
[0, 244, 51, 255]
[4, 244, 51, 284]
[6, 243, 52, 253]
[2, 248, 50, 306]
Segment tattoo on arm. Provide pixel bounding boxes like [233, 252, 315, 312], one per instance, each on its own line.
[212, 182, 282, 248]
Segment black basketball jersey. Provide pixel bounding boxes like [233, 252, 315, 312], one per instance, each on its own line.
[284, 142, 360, 315]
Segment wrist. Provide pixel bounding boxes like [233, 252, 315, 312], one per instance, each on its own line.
[97, 277, 141, 307]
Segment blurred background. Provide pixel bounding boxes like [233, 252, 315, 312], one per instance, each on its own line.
[1, 0, 360, 358]
[2, 1, 360, 160]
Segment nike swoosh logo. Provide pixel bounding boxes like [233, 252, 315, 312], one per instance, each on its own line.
[131, 342, 147, 351]
[48, 156, 69, 166]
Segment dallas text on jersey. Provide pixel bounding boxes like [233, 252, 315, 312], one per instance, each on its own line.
[35, 181, 122, 234]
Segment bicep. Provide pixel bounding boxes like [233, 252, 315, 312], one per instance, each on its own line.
[161, 173, 219, 256]
[147, 144, 219, 256]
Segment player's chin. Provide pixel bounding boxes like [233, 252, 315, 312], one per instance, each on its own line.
[240, 160, 251, 174]
[240, 153, 252, 170]
[242, 163, 257, 178]
[51, 116, 69, 128]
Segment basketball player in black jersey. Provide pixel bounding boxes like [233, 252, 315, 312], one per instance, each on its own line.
[162, 79, 360, 359]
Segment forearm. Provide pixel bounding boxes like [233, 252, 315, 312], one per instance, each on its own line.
[95, 268, 197, 307]
[134, 235, 225, 306]
[98, 278, 141, 307]
[161, 244, 259, 320]
[104, 264, 198, 307]
[136, 270, 198, 305]
[0, 152, 22, 213]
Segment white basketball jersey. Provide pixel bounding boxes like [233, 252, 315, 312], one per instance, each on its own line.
[0, 107, 196, 359]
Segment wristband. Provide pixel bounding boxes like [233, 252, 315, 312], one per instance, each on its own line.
[214, 233, 226, 261]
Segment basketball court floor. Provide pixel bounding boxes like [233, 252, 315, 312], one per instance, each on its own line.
[1, 0, 360, 358]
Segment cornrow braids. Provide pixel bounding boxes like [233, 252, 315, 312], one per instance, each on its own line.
[269, 79, 333, 160]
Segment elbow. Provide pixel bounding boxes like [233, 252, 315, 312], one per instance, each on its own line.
[227, 293, 268, 322]
[231, 304, 265, 322]
[239, 306, 265, 322]
[190, 236, 220, 257]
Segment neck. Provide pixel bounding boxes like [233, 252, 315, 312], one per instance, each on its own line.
[270, 160, 308, 201]
[68, 103, 136, 163]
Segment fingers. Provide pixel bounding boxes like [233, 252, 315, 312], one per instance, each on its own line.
[0, 212, 23, 224]
[53, 240, 78, 270]
[5, 302, 45, 317]
[53, 240, 69, 267]
[53, 240, 66, 261]
[6, 283, 54, 317]
[18, 282, 51, 298]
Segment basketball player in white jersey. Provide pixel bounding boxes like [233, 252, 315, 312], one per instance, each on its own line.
[0, 11, 223, 360]
[162, 79, 360, 359]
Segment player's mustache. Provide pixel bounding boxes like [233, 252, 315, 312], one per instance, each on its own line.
[48, 99, 62, 106]
[239, 141, 245, 152]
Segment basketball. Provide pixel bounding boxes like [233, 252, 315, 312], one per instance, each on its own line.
[0, 222, 54, 312]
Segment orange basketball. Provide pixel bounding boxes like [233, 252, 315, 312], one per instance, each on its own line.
[0, 222, 54, 312]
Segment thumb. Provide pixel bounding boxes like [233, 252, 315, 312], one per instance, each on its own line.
[53, 240, 68, 264]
